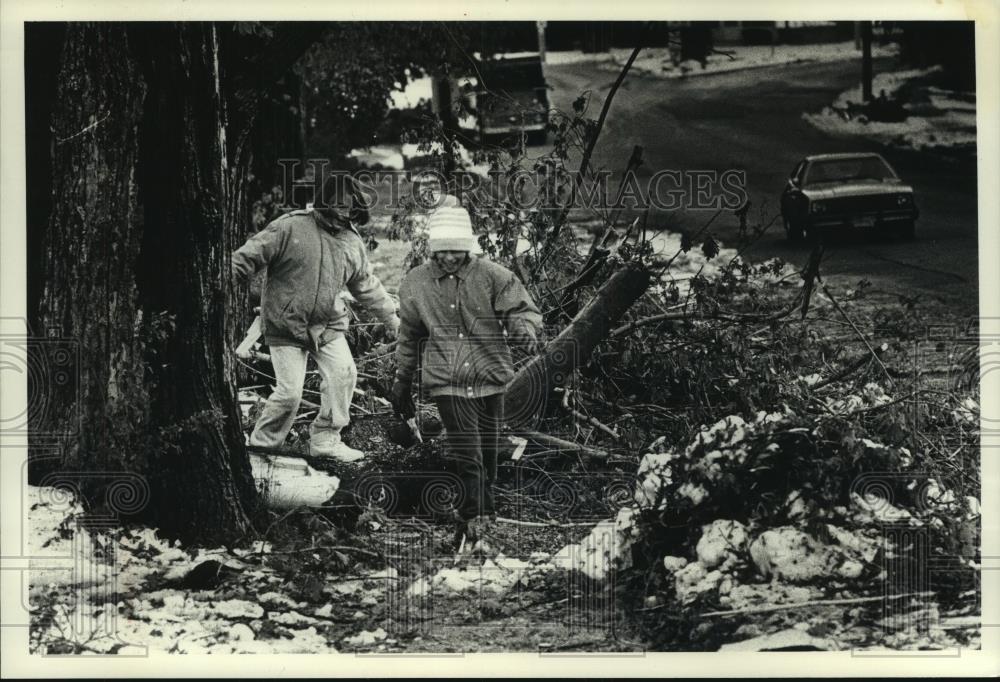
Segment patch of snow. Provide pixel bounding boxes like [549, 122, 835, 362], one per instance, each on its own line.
[250, 453, 340, 510]
[785, 491, 809, 521]
[952, 398, 979, 425]
[545, 50, 617, 66]
[551, 506, 640, 581]
[720, 583, 820, 610]
[367, 566, 399, 581]
[662, 555, 688, 573]
[677, 482, 709, 506]
[673, 562, 724, 603]
[327, 580, 363, 596]
[595, 41, 898, 81]
[696, 520, 749, 570]
[228, 623, 256, 641]
[634, 453, 677, 509]
[269, 610, 319, 627]
[269, 626, 332, 653]
[343, 627, 387, 647]
[965, 496, 981, 519]
[851, 491, 917, 525]
[749, 526, 871, 582]
[647, 232, 739, 293]
[210, 599, 265, 620]
[258, 591, 298, 609]
[799, 373, 823, 387]
[720, 628, 834, 651]
[803, 66, 975, 153]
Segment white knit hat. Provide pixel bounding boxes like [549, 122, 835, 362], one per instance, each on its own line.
[426, 195, 477, 253]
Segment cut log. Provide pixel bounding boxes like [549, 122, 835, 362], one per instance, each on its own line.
[504, 261, 651, 430]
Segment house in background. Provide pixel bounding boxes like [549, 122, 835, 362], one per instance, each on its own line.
[710, 21, 852, 46]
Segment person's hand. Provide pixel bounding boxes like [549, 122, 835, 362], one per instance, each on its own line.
[383, 314, 401, 341]
[508, 322, 539, 355]
[520, 331, 539, 355]
[528, 333, 541, 355]
[390, 378, 415, 419]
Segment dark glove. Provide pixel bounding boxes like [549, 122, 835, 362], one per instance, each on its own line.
[520, 331, 540, 355]
[508, 323, 539, 355]
[390, 378, 415, 420]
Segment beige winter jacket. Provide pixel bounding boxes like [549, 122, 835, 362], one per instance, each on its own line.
[232, 209, 395, 351]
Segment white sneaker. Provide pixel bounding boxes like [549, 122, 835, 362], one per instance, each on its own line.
[311, 439, 365, 463]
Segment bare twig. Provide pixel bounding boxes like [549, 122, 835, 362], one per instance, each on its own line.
[560, 388, 620, 439]
[608, 305, 686, 337]
[516, 429, 610, 459]
[701, 591, 935, 618]
[264, 544, 382, 559]
[820, 283, 894, 387]
[495, 517, 596, 528]
[536, 46, 643, 272]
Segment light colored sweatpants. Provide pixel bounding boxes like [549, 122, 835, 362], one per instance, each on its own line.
[249, 335, 358, 448]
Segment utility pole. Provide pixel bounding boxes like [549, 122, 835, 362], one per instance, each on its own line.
[537, 20, 547, 64]
[862, 21, 873, 101]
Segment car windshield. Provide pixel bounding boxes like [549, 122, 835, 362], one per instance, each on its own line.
[803, 157, 897, 186]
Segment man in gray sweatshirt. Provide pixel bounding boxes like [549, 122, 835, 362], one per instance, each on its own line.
[233, 174, 399, 462]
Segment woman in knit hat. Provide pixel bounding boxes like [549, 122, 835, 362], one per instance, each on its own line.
[392, 195, 542, 550]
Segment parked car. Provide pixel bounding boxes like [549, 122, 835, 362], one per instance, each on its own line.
[454, 53, 550, 146]
[780, 152, 918, 242]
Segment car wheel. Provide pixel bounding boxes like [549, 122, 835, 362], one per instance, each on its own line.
[897, 220, 915, 241]
[784, 217, 803, 243]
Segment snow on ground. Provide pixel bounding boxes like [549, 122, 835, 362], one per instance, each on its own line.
[594, 41, 898, 80]
[349, 140, 490, 176]
[802, 66, 976, 153]
[644, 230, 798, 294]
[27, 485, 348, 654]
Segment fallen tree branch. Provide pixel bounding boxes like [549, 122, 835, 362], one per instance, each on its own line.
[264, 544, 383, 559]
[560, 388, 620, 439]
[701, 591, 936, 618]
[608, 305, 686, 337]
[517, 429, 609, 459]
[505, 261, 652, 428]
[608, 295, 804, 338]
[495, 516, 596, 528]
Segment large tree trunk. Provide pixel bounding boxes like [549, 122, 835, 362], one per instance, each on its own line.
[30, 22, 276, 543]
[30, 21, 330, 543]
[129, 23, 258, 542]
[504, 261, 651, 430]
[33, 23, 148, 472]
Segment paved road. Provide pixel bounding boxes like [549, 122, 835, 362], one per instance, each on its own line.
[544, 58, 979, 317]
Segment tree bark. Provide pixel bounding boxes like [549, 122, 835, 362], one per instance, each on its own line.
[128, 22, 258, 542]
[30, 22, 329, 543]
[34, 23, 148, 471]
[504, 261, 651, 429]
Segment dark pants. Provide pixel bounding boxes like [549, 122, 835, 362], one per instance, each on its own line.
[433, 393, 504, 521]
